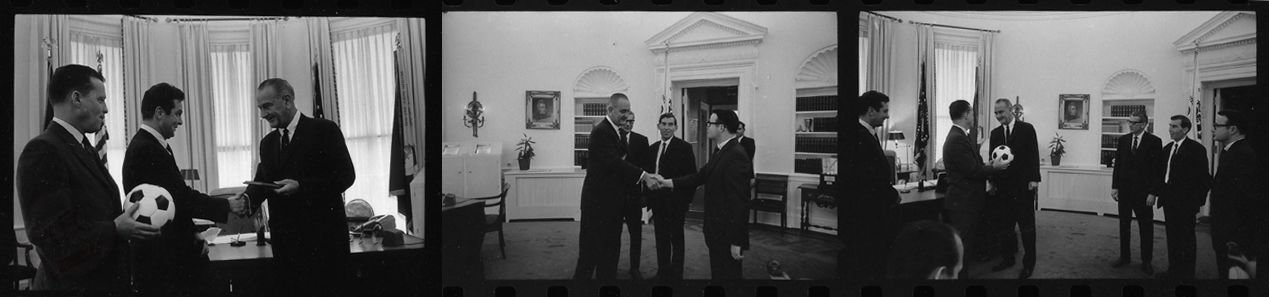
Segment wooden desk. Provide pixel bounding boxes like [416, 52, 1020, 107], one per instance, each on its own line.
[799, 183, 836, 233]
[895, 186, 944, 224]
[442, 198, 486, 281]
[206, 234, 425, 294]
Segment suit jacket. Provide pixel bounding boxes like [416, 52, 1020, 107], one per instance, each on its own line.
[943, 125, 995, 212]
[671, 137, 753, 249]
[738, 136, 756, 161]
[988, 121, 1041, 197]
[244, 115, 355, 258]
[580, 118, 646, 219]
[122, 130, 232, 282]
[648, 137, 697, 212]
[843, 122, 899, 240]
[1157, 138, 1211, 210]
[1112, 132, 1163, 196]
[624, 131, 652, 203]
[1210, 140, 1265, 257]
[16, 123, 127, 291]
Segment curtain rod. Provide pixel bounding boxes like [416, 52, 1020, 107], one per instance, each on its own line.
[167, 17, 289, 23]
[908, 20, 1000, 34]
[124, 15, 159, 22]
[863, 11, 902, 23]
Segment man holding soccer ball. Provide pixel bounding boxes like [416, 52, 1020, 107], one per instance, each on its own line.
[984, 98, 1041, 279]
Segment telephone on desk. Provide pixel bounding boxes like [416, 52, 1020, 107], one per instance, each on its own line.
[351, 215, 405, 247]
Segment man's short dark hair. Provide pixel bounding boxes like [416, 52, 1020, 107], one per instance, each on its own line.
[858, 90, 890, 116]
[1170, 115, 1192, 130]
[739, 121, 746, 130]
[949, 100, 972, 121]
[994, 98, 1012, 107]
[658, 112, 677, 125]
[257, 78, 294, 101]
[141, 83, 186, 120]
[48, 64, 105, 105]
[1131, 110, 1149, 124]
[887, 220, 961, 279]
[1219, 109, 1251, 135]
[711, 109, 740, 134]
[610, 93, 629, 106]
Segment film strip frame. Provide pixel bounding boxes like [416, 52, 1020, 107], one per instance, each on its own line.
[3, 0, 1266, 296]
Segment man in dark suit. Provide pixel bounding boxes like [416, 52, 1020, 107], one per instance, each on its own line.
[654, 110, 754, 280]
[618, 113, 652, 279]
[1209, 110, 1264, 279]
[1154, 115, 1210, 279]
[240, 78, 355, 296]
[122, 83, 247, 296]
[842, 91, 901, 281]
[985, 98, 1041, 279]
[573, 93, 660, 280]
[647, 113, 697, 281]
[1111, 110, 1163, 275]
[737, 121, 755, 161]
[17, 64, 160, 290]
[942, 100, 1009, 279]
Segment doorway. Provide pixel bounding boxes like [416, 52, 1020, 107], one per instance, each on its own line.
[680, 84, 738, 218]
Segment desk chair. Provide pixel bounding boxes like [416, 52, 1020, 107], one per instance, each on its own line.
[751, 173, 789, 229]
[471, 183, 510, 259]
[4, 241, 36, 290]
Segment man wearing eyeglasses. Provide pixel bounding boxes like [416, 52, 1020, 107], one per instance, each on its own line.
[1209, 110, 1264, 279]
[1110, 110, 1163, 275]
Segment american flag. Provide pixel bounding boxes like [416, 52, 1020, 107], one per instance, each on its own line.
[914, 61, 930, 174]
[94, 51, 109, 166]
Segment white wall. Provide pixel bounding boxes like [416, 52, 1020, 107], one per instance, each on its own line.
[442, 12, 837, 173]
[880, 11, 1221, 167]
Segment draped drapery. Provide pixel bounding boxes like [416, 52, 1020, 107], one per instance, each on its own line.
[26, 15, 71, 138]
[178, 23, 218, 192]
[975, 32, 997, 161]
[914, 25, 938, 177]
[210, 44, 256, 190]
[394, 18, 425, 179]
[307, 18, 340, 123]
[331, 23, 399, 216]
[249, 21, 281, 144]
[863, 13, 895, 99]
[122, 17, 153, 144]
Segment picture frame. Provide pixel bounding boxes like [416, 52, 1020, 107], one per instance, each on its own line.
[1058, 94, 1090, 130]
[525, 90, 561, 129]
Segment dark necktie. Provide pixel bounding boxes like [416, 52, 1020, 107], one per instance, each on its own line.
[1133, 135, 1139, 152]
[280, 129, 290, 153]
[1005, 125, 1011, 144]
[620, 132, 628, 147]
[81, 138, 94, 154]
[166, 145, 174, 157]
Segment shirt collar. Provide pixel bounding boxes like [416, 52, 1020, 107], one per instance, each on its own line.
[1002, 119, 1014, 132]
[954, 123, 971, 135]
[1224, 138, 1242, 151]
[280, 112, 302, 135]
[717, 136, 736, 151]
[140, 124, 170, 150]
[859, 118, 874, 136]
[51, 117, 85, 144]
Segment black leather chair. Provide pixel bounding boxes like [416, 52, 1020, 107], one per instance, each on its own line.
[472, 183, 510, 259]
[750, 173, 789, 229]
[4, 241, 36, 290]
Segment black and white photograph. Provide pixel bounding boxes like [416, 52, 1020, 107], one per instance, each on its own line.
[10, 15, 426, 295]
[856, 10, 1263, 280]
[526, 90, 561, 129]
[441, 11, 837, 281]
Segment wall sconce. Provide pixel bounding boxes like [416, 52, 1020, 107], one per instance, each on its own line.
[463, 91, 485, 138]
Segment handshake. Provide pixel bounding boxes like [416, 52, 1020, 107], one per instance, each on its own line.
[228, 193, 252, 217]
[640, 173, 674, 191]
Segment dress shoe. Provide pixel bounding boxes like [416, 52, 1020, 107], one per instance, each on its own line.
[1110, 258, 1130, 268]
[1018, 267, 1033, 279]
[992, 258, 1016, 272]
[1141, 263, 1154, 275]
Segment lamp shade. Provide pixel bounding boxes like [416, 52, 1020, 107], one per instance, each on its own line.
[887, 131, 905, 141]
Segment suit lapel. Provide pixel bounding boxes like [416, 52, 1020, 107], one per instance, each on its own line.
[281, 116, 312, 166]
[53, 125, 118, 194]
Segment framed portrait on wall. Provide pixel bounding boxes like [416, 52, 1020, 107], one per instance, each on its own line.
[526, 90, 561, 129]
[1058, 94, 1090, 130]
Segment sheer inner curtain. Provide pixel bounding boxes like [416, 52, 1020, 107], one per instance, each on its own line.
[210, 44, 256, 190]
[70, 31, 127, 201]
[932, 37, 978, 163]
[332, 24, 399, 216]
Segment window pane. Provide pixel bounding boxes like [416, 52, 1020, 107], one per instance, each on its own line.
[210, 45, 256, 190]
[71, 40, 127, 203]
[332, 26, 399, 222]
[932, 43, 978, 162]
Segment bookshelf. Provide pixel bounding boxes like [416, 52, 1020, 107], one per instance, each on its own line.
[794, 93, 838, 175]
[1099, 99, 1154, 166]
[574, 97, 608, 168]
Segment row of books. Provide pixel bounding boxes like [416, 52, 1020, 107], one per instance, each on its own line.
[1101, 135, 1120, 149]
[1100, 151, 1116, 167]
[803, 117, 837, 132]
[580, 103, 608, 116]
[1108, 105, 1147, 118]
[575, 135, 590, 149]
[794, 158, 824, 174]
[574, 151, 589, 168]
[796, 95, 838, 112]
[795, 136, 837, 154]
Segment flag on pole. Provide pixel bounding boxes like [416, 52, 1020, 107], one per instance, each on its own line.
[389, 41, 414, 228]
[914, 61, 931, 175]
[312, 62, 325, 119]
[43, 40, 55, 130]
[94, 51, 109, 167]
[970, 66, 981, 146]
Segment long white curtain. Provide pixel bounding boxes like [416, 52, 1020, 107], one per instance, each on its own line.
[249, 21, 280, 146]
[121, 17, 153, 145]
[864, 13, 894, 97]
[976, 32, 997, 160]
[307, 18, 340, 123]
[178, 23, 217, 192]
[210, 44, 255, 190]
[332, 24, 398, 216]
[69, 31, 127, 200]
[933, 42, 978, 162]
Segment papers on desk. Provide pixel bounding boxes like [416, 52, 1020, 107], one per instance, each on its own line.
[892, 181, 936, 193]
[210, 232, 271, 245]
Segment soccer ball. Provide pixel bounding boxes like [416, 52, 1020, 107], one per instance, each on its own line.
[125, 184, 176, 229]
[991, 145, 1014, 165]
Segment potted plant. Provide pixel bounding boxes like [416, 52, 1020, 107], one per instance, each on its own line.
[1049, 133, 1067, 166]
[515, 133, 536, 170]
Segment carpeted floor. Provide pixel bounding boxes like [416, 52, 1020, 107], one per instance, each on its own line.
[477, 210, 1218, 279]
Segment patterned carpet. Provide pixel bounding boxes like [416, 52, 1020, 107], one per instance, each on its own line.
[477, 210, 1219, 279]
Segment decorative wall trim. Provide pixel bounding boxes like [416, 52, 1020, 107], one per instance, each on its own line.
[1101, 69, 1156, 100]
[572, 66, 629, 98]
[645, 12, 768, 53]
[796, 44, 838, 90]
[1174, 11, 1256, 52]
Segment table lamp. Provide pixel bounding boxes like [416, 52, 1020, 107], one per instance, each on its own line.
[887, 131, 907, 171]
